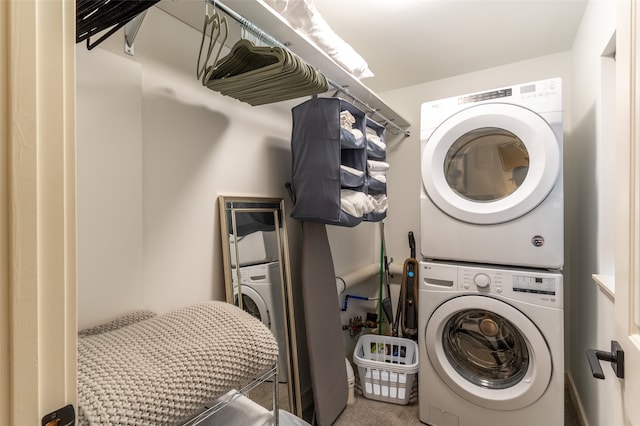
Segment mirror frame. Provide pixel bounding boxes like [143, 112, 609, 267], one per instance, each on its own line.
[218, 196, 301, 416]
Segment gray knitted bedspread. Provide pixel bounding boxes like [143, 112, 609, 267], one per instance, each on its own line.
[77, 301, 279, 425]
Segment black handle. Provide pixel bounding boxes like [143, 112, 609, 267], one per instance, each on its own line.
[586, 340, 624, 379]
[408, 231, 416, 259]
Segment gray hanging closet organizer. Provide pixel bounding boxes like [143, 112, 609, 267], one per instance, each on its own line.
[291, 97, 387, 227]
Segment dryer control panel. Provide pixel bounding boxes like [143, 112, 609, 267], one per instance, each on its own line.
[420, 261, 563, 308]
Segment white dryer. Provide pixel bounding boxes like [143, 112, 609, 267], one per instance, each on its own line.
[420, 78, 563, 269]
[418, 261, 564, 426]
[233, 261, 288, 382]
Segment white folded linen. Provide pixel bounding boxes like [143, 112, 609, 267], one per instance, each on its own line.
[263, 0, 374, 79]
[350, 128, 364, 141]
[340, 190, 374, 217]
[371, 174, 387, 184]
[341, 164, 364, 177]
[340, 110, 356, 126]
[367, 160, 390, 172]
[367, 134, 386, 150]
[369, 194, 388, 214]
[340, 191, 388, 217]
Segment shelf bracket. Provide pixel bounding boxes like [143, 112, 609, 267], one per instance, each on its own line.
[124, 10, 148, 56]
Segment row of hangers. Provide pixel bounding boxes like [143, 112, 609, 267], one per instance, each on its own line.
[75, 0, 407, 136]
[76, 0, 160, 50]
[197, 1, 329, 106]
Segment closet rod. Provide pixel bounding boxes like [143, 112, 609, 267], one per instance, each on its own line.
[210, 0, 411, 138]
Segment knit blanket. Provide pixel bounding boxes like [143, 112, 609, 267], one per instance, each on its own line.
[77, 301, 279, 425]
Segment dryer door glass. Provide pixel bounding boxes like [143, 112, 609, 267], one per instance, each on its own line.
[445, 128, 529, 202]
[443, 308, 529, 389]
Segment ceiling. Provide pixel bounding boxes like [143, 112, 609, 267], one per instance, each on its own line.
[312, 0, 588, 92]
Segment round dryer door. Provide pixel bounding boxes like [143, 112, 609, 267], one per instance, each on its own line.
[425, 295, 552, 411]
[421, 103, 560, 224]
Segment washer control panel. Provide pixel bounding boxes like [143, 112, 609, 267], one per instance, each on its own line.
[420, 261, 563, 308]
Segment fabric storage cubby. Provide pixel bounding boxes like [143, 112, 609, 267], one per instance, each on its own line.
[364, 117, 388, 222]
[291, 97, 387, 227]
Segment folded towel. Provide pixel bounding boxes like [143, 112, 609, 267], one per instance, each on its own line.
[340, 110, 356, 126]
[369, 194, 388, 214]
[340, 191, 388, 217]
[341, 164, 364, 177]
[350, 128, 364, 141]
[263, 0, 374, 79]
[367, 160, 390, 172]
[371, 174, 387, 184]
[367, 134, 386, 150]
[340, 190, 374, 218]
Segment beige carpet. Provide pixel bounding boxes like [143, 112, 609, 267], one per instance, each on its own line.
[333, 374, 582, 425]
[334, 374, 420, 426]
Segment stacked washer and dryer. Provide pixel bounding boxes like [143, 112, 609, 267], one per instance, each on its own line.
[418, 79, 565, 426]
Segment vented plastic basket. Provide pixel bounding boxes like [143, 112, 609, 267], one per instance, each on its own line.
[353, 334, 419, 405]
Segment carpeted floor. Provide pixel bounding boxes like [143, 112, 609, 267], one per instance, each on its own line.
[333, 373, 420, 425]
[333, 375, 582, 425]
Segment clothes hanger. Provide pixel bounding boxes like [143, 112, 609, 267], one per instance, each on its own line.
[199, 6, 329, 106]
[205, 39, 328, 105]
[76, 0, 160, 49]
[196, 1, 229, 83]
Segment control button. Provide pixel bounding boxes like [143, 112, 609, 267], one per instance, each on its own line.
[474, 273, 491, 288]
[495, 286, 503, 294]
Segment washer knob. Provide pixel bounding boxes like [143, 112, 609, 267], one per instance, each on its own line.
[474, 273, 491, 288]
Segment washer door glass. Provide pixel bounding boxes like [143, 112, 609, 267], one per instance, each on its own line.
[443, 309, 529, 389]
[425, 295, 552, 411]
[235, 286, 271, 328]
[422, 103, 560, 224]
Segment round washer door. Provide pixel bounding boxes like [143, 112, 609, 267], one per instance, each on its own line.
[235, 285, 271, 328]
[425, 295, 552, 411]
[421, 103, 560, 224]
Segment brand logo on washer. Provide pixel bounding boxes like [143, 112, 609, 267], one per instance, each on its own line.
[531, 235, 545, 247]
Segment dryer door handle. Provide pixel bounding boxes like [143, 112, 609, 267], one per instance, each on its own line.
[586, 340, 624, 380]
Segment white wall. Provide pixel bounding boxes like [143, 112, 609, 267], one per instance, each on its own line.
[77, 48, 145, 325]
[76, 7, 374, 328]
[566, 1, 617, 424]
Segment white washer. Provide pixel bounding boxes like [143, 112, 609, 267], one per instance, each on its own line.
[418, 261, 563, 426]
[420, 78, 563, 269]
[234, 261, 289, 382]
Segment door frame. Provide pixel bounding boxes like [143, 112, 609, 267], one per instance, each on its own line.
[615, 0, 640, 424]
[1, 0, 77, 424]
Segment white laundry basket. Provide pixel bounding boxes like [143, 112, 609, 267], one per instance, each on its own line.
[353, 334, 418, 405]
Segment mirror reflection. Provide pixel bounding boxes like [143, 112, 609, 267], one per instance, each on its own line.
[218, 196, 301, 416]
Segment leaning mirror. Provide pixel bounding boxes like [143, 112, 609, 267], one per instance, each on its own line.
[218, 196, 301, 417]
